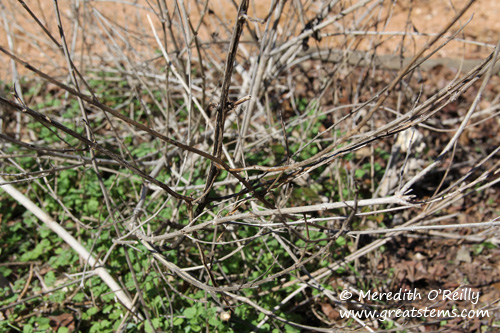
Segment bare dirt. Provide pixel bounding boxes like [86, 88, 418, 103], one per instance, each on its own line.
[1, 0, 499, 80]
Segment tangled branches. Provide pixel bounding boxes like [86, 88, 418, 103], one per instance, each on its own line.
[1, 0, 499, 330]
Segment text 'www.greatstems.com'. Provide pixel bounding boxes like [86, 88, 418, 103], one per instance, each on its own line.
[340, 307, 490, 322]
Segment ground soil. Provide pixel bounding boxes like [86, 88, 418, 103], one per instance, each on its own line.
[1, 0, 499, 80]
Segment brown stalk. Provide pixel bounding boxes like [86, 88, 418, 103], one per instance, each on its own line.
[194, 0, 252, 215]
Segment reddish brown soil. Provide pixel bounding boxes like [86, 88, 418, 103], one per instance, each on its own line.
[1, 0, 499, 80]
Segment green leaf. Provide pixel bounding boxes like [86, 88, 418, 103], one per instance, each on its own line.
[87, 306, 100, 316]
[72, 292, 85, 302]
[483, 242, 497, 249]
[173, 317, 184, 326]
[190, 324, 202, 332]
[86, 198, 99, 214]
[335, 236, 346, 246]
[336, 267, 346, 274]
[43, 271, 56, 287]
[35, 317, 51, 330]
[23, 324, 34, 333]
[110, 309, 122, 320]
[0, 267, 12, 277]
[144, 320, 154, 333]
[20, 239, 51, 261]
[184, 307, 197, 319]
[284, 324, 300, 332]
[103, 304, 113, 314]
[208, 316, 220, 327]
[355, 168, 365, 178]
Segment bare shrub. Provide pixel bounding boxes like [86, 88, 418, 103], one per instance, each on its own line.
[1, 0, 499, 330]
